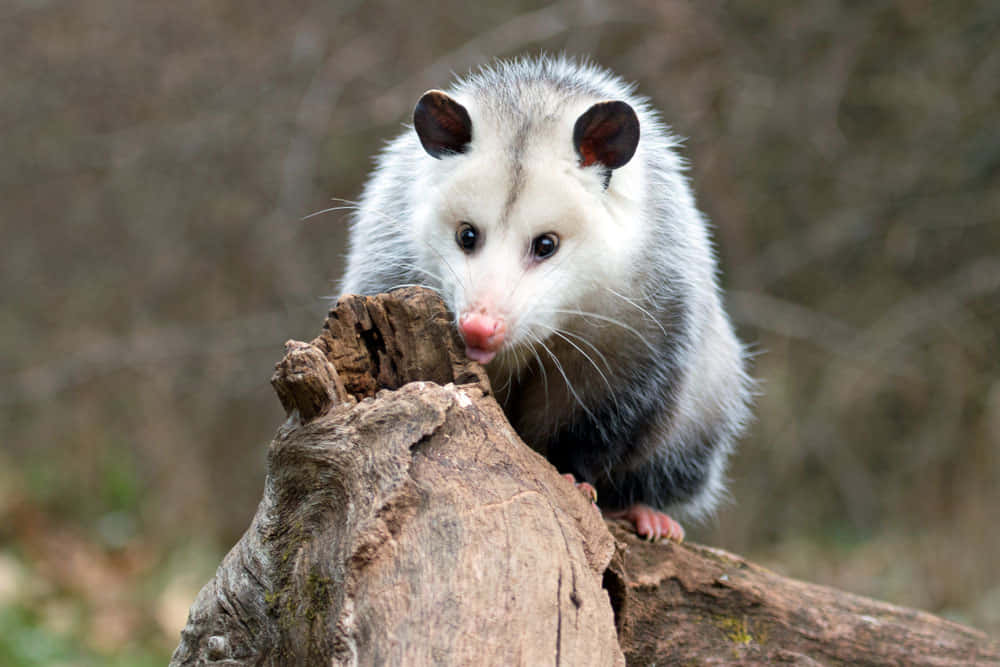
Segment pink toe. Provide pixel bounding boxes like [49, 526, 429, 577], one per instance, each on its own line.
[613, 504, 686, 543]
[634, 511, 654, 539]
[561, 473, 599, 505]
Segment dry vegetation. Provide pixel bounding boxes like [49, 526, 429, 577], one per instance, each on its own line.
[1, 0, 997, 661]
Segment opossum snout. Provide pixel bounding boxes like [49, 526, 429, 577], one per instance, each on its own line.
[458, 311, 506, 365]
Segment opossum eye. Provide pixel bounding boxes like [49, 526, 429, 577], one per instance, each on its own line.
[531, 233, 559, 261]
[456, 222, 479, 253]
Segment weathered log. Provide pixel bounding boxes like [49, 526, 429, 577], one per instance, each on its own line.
[171, 287, 999, 666]
[607, 524, 998, 664]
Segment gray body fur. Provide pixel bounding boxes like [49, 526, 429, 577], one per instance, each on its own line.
[341, 56, 752, 521]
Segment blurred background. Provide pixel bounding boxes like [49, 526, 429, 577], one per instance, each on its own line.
[2, 0, 998, 662]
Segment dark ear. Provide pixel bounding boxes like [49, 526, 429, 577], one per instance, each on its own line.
[573, 101, 639, 170]
[413, 90, 472, 159]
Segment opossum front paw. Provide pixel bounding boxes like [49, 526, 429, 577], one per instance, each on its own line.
[561, 473, 599, 505]
[607, 504, 685, 543]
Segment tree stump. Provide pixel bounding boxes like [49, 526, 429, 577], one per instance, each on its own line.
[171, 287, 999, 666]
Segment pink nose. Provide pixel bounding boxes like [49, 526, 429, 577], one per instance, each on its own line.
[459, 313, 506, 364]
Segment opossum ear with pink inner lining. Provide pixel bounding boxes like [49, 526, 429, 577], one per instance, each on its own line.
[414, 90, 473, 159]
[573, 101, 640, 181]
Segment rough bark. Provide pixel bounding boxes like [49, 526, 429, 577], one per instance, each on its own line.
[606, 524, 998, 665]
[171, 287, 999, 666]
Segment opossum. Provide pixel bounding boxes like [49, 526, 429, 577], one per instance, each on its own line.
[340, 56, 752, 541]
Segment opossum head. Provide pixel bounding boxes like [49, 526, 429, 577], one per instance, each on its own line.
[411, 89, 642, 367]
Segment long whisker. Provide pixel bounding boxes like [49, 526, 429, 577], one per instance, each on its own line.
[538, 325, 614, 401]
[301, 205, 360, 221]
[416, 240, 462, 291]
[401, 181, 467, 296]
[527, 338, 550, 414]
[302, 196, 368, 221]
[536, 308, 657, 353]
[385, 282, 443, 295]
[395, 262, 446, 286]
[512, 342, 526, 386]
[495, 366, 512, 401]
[521, 332, 550, 418]
[340, 200, 406, 228]
[546, 326, 614, 377]
[604, 287, 667, 337]
[533, 332, 595, 423]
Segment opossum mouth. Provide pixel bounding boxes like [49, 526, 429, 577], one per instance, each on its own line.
[464, 346, 497, 365]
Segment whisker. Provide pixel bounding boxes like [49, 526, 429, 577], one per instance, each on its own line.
[538, 325, 615, 402]
[511, 343, 526, 386]
[537, 308, 657, 353]
[385, 282, 443, 295]
[346, 201, 406, 227]
[301, 205, 359, 221]
[495, 369, 512, 401]
[305, 196, 383, 222]
[526, 336, 550, 392]
[521, 332, 550, 418]
[418, 240, 463, 292]
[396, 262, 446, 286]
[604, 287, 667, 337]
[533, 333, 596, 423]
[546, 326, 614, 376]
[329, 196, 362, 206]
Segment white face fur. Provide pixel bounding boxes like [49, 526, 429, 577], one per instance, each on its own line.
[411, 103, 644, 372]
